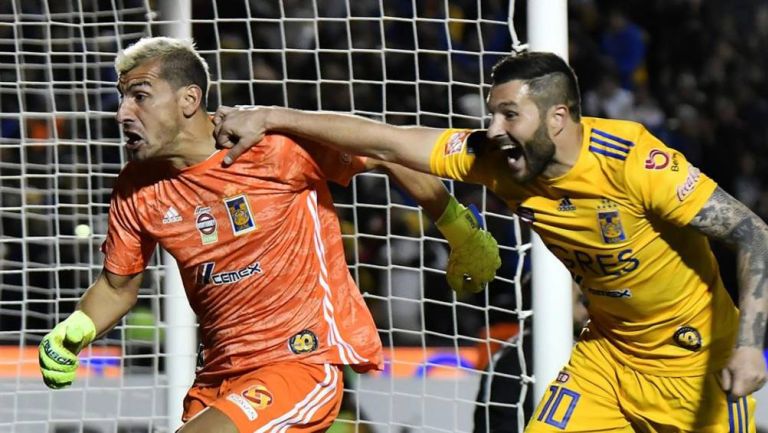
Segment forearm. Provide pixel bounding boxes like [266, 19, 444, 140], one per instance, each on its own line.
[734, 222, 768, 348]
[264, 107, 441, 173]
[77, 271, 141, 339]
[373, 160, 450, 221]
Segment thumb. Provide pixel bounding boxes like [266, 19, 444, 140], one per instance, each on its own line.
[720, 368, 733, 393]
[63, 326, 84, 353]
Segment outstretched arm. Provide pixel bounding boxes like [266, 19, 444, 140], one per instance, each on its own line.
[688, 186, 768, 397]
[214, 106, 444, 173]
[365, 159, 501, 296]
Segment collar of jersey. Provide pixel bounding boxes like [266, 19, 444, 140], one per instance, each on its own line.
[180, 148, 227, 175]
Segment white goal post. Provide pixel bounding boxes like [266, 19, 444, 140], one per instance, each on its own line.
[0, 1, 570, 432]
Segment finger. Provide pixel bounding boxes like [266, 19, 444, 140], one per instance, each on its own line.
[223, 137, 258, 166]
[446, 273, 463, 293]
[719, 368, 732, 393]
[216, 134, 235, 149]
[213, 105, 234, 125]
[462, 280, 482, 294]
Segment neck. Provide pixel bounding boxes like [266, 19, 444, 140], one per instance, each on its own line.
[541, 121, 583, 179]
[166, 113, 217, 169]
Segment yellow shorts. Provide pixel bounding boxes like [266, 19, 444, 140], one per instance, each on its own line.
[183, 362, 343, 433]
[525, 338, 756, 433]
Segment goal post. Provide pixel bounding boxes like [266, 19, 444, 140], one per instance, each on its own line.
[0, 1, 571, 432]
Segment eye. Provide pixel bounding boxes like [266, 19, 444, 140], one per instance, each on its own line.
[504, 111, 517, 120]
[134, 93, 147, 102]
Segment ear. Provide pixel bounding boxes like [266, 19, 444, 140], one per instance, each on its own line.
[179, 85, 203, 117]
[548, 104, 569, 134]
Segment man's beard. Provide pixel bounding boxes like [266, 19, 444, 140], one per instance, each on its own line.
[519, 122, 556, 182]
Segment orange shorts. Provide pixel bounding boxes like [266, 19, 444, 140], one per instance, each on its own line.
[182, 362, 344, 433]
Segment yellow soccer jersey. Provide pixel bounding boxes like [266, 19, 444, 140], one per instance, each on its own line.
[429, 117, 739, 376]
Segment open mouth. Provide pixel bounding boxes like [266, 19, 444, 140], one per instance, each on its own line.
[124, 131, 144, 149]
[499, 143, 524, 163]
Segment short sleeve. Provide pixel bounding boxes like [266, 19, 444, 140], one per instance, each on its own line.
[429, 129, 493, 184]
[102, 174, 156, 275]
[624, 129, 717, 226]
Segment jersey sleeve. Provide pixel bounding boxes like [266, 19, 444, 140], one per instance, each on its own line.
[429, 129, 493, 184]
[293, 138, 367, 186]
[624, 129, 717, 226]
[102, 173, 156, 275]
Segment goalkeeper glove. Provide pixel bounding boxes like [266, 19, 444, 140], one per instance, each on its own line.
[39, 310, 96, 389]
[436, 196, 501, 297]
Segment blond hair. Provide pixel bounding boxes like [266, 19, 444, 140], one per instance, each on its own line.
[115, 36, 211, 103]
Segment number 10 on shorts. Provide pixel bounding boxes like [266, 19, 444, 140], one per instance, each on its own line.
[537, 385, 581, 429]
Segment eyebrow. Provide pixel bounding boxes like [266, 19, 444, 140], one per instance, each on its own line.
[488, 101, 519, 112]
[116, 80, 152, 94]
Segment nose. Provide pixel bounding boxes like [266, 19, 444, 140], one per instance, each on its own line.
[116, 100, 132, 124]
[486, 115, 504, 140]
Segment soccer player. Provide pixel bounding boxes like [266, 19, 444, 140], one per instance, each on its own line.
[213, 52, 768, 432]
[37, 37, 501, 433]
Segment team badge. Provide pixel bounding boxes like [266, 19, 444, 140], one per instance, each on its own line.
[644, 149, 669, 170]
[673, 326, 702, 351]
[289, 330, 319, 354]
[597, 199, 626, 244]
[242, 384, 274, 410]
[194, 206, 218, 245]
[444, 131, 470, 155]
[224, 194, 257, 236]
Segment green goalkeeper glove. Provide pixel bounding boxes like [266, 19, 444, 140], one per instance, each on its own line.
[39, 310, 96, 389]
[436, 196, 501, 297]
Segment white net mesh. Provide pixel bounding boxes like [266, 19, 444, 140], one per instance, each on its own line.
[0, 1, 532, 432]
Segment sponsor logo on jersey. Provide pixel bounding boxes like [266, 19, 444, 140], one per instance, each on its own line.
[587, 287, 632, 298]
[644, 148, 669, 170]
[556, 371, 570, 383]
[224, 194, 257, 236]
[444, 131, 470, 155]
[242, 384, 274, 410]
[548, 245, 640, 278]
[516, 206, 536, 223]
[557, 197, 576, 212]
[340, 152, 352, 165]
[673, 326, 702, 351]
[671, 153, 680, 172]
[198, 261, 262, 286]
[194, 206, 218, 245]
[226, 393, 258, 421]
[289, 329, 319, 354]
[162, 206, 182, 224]
[676, 164, 701, 202]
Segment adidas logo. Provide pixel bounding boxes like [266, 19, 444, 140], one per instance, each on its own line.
[162, 206, 182, 224]
[557, 197, 576, 212]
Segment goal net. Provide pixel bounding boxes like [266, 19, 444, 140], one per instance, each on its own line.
[0, 1, 532, 432]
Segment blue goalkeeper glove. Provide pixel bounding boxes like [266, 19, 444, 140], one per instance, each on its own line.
[436, 196, 501, 297]
[39, 310, 96, 389]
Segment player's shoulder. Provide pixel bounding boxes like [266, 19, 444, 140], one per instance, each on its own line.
[114, 159, 178, 198]
[584, 117, 651, 164]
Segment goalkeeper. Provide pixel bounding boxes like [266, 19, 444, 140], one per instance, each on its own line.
[213, 51, 768, 432]
[38, 36, 500, 433]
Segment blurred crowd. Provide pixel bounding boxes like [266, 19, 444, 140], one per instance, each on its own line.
[2, 0, 768, 349]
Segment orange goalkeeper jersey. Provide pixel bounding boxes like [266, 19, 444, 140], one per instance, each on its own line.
[102, 135, 382, 384]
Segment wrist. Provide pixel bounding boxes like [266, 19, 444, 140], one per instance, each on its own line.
[436, 196, 477, 246]
[63, 310, 97, 347]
